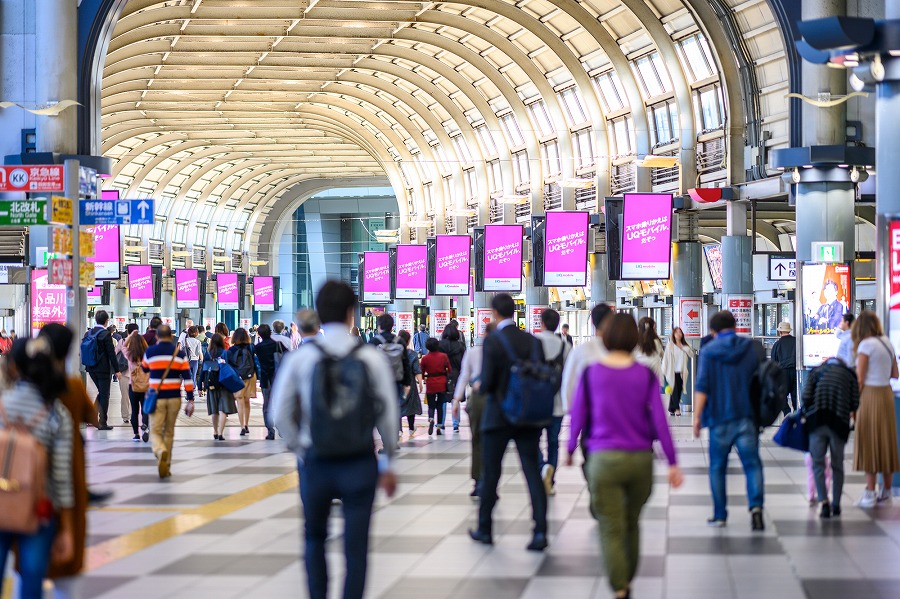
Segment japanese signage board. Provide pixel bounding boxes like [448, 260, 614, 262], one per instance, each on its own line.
[397, 312, 414, 334]
[434, 235, 471, 296]
[543, 211, 589, 286]
[528, 306, 547, 334]
[395, 245, 428, 300]
[362, 251, 391, 303]
[483, 225, 523, 292]
[801, 263, 851, 368]
[678, 298, 702, 338]
[432, 310, 451, 338]
[86, 225, 120, 280]
[0, 165, 64, 193]
[253, 276, 275, 311]
[621, 193, 673, 280]
[79, 261, 95, 288]
[31, 269, 66, 336]
[128, 265, 155, 307]
[50, 196, 72, 226]
[217, 273, 240, 310]
[768, 255, 797, 282]
[48, 259, 73, 287]
[175, 269, 201, 309]
[457, 315, 471, 342]
[0, 200, 48, 226]
[79, 199, 154, 226]
[726, 295, 753, 336]
[52, 227, 72, 255]
[476, 308, 493, 340]
[79, 229, 95, 258]
[239, 318, 251, 331]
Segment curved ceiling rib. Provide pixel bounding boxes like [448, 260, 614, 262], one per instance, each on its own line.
[98, 0, 790, 267]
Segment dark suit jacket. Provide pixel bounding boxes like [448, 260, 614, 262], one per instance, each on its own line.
[87, 326, 119, 374]
[480, 324, 538, 432]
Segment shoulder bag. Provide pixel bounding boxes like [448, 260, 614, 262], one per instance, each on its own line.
[143, 346, 179, 414]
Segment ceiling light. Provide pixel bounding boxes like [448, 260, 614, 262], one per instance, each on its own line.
[447, 208, 477, 217]
[634, 155, 679, 168]
[213, 255, 232, 262]
[406, 220, 432, 228]
[559, 178, 595, 189]
[249, 260, 268, 266]
[497, 195, 529, 205]
[124, 245, 146, 252]
[171, 250, 191, 257]
[374, 229, 400, 237]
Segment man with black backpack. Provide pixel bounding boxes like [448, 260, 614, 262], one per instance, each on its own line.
[469, 293, 550, 552]
[272, 281, 398, 599]
[82, 310, 120, 430]
[368, 314, 412, 401]
[693, 310, 766, 531]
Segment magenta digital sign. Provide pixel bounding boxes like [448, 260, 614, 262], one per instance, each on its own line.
[395, 245, 427, 299]
[483, 225, 523, 292]
[544, 211, 589, 286]
[253, 276, 275, 311]
[86, 225, 120, 280]
[31, 269, 66, 336]
[363, 251, 391, 303]
[621, 193, 673, 280]
[128, 265, 154, 307]
[87, 286, 103, 306]
[434, 236, 470, 296]
[175, 269, 200, 309]
[217, 273, 240, 310]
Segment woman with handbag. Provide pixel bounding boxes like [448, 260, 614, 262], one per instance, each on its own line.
[440, 322, 466, 432]
[420, 338, 451, 436]
[661, 327, 695, 416]
[123, 328, 150, 443]
[202, 334, 238, 441]
[852, 310, 900, 508]
[226, 328, 258, 436]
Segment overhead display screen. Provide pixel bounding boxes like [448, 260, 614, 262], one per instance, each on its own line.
[395, 245, 428, 299]
[253, 276, 275, 311]
[217, 273, 240, 310]
[543, 211, 589, 287]
[175, 269, 201, 309]
[86, 225, 121, 281]
[128, 265, 155, 307]
[802, 263, 852, 368]
[434, 235, 471, 296]
[703, 244, 723, 290]
[87, 286, 103, 306]
[362, 251, 391, 303]
[31, 269, 66, 336]
[621, 193, 673, 280]
[483, 224, 523, 292]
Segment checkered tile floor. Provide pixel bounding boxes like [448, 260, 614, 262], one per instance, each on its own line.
[39, 400, 900, 599]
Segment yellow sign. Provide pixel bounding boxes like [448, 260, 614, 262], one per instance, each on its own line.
[50, 196, 72, 226]
[79, 228, 95, 258]
[79, 261, 95, 288]
[51, 227, 72, 255]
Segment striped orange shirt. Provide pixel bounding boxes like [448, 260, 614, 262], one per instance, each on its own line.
[141, 341, 195, 400]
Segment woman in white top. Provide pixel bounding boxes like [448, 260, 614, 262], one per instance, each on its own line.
[661, 327, 695, 416]
[852, 310, 899, 508]
[114, 328, 132, 424]
[635, 317, 664, 387]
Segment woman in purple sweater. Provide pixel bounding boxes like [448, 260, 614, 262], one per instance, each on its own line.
[567, 314, 683, 599]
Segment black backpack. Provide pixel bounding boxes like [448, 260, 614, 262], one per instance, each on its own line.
[495, 334, 558, 428]
[309, 343, 379, 459]
[751, 340, 787, 428]
[229, 345, 256, 380]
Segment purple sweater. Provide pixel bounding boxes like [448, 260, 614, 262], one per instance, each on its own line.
[567, 361, 677, 466]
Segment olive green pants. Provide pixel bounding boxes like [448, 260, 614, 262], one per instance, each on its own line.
[587, 451, 654, 593]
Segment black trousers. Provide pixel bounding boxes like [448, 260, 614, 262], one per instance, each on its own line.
[478, 426, 547, 535]
[88, 370, 112, 425]
[782, 369, 798, 414]
[128, 387, 148, 435]
[427, 393, 445, 424]
[668, 373, 683, 414]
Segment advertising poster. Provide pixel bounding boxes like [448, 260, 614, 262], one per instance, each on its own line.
[395, 245, 428, 299]
[726, 295, 753, 336]
[128, 265, 155, 307]
[544, 211, 589, 286]
[621, 193, 673, 280]
[528, 306, 547, 334]
[802, 263, 851, 367]
[161, 316, 174, 328]
[397, 312, 414, 333]
[114, 316, 127, 330]
[432, 310, 451, 338]
[239, 318, 251, 331]
[203, 317, 215, 331]
[362, 251, 391, 303]
[434, 236, 471, 296]
[86, 225, 120, 281]
[87, 286, 103, 306]
[703, 244, 723, 289]
[678, 298, 702, 338]
[476, 308, 493, 341]
[31, 269, 66, 336]
[217, 273, 240, 310]
[175, 269, 200, 309]
[483, 225, 523, 292]
[457, 315, 471, 342]
[253, 276, 275, 311]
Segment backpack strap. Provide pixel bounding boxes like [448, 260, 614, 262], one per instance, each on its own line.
[493, 329, 519, 364]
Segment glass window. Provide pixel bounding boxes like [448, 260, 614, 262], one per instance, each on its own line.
[559, 88, 588, 128]
[175, 200, 194, 221]
[633, 55, 664, 98]
[610, 116, 635, 155]
[650, 101, 678, 145]
[678, 34, 715, 83]
[474, 125, 498, 157]
[451, 134, 474, 165]
[172, 222, 187, 244]
[512, 150, 530, 186]
[195, 202, 215, 225]
[464, 168, 477, 201]
[423, 183, 434, 212]
[527, 100, 556, 137]
[150, 218, 165, 241]
[194, 225, 208, 247]
[594, 72, 625, 112]
[697, 86, 724, 130]
[487, 159, 503, 193]
[213, 227, 227, 249]
[432, 143, 452, 174]
[540, 141, 562, 177]
[413, 152, 434, 181]
[573, 129, 595, 170]
[400, 162, 416, 187]
[500, 113, 526, 147]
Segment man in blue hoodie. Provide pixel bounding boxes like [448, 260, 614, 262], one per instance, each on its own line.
[693, 311, 765, 531]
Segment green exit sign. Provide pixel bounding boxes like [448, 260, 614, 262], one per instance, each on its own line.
[0, 200, 48, 226]
[812, 241, 844, 263]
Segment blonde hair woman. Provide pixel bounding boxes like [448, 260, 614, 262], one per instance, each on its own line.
[852, 311, 899, 508]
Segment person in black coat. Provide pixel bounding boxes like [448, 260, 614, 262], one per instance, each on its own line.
[440, 321, 466, 431]
[469, 293, 548, 552]
[85, 310, 120, 430]
[253, 324, 283, 440]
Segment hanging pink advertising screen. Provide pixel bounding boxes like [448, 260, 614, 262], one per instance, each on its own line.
[253, 276, 275, 311]
[434, 235, 470, 296]
[128, 265, 154, 307]
[544, 211, 589, 286]
[217, 273, 240, 310]
[621, 193, 673, 280]
[87, 286, 103, 306]
[86, 225, 120, 281]
[363, 251, 391, 303]
[483, 225, 523, 292]
[175, 269, 200, 309]
[395, 245, 427, 300]
[31, 269, 66, 336]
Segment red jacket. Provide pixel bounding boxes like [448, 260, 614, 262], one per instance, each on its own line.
[420, 351, 451, 394]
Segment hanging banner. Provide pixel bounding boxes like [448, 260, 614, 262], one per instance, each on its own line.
[362, 251, 391, 303]
[483, 224, 523, 292]
[87, 286, 103, 306]
[175, 269, 200, 309]
[544, 211, 589, 286]
[726, 295, 753, 337]
[217, 273, 240, 310]
[528, 306, 547, 334]
[86, 224, 121, 281]
[31, 269, 66, 336]
[678, 298, 702, 338]
[128, 265, 155, 308]
[395, 245, 428, 299]
[432, 309, 451, 338]
[802, 262, 851, 367]
[621, 193, 673, 280]
[434, 236, 471, 296]
[253, 276, 275, 311]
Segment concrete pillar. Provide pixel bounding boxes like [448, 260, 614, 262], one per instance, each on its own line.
[35, 0, 77, 154]
[429, 295, 450, 338]
[472, 291, 492, 346]
[801, 0, 847, 148]
[589, 253, 616, 305]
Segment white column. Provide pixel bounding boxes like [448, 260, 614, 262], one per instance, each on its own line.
[35, 0, 77, 154]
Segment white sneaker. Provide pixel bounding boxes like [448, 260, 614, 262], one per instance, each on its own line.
[856, 489, 877, 508]
[877, 488, 893, 504]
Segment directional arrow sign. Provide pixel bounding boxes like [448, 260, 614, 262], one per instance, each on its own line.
[768, 255, 797, 281]
[79, 199, 155, 226]
[0, 200, 48, 226]
[678, 298, 702, 338]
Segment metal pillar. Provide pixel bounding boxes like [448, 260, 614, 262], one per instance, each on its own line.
[800, 0, 847, 148]
[589, 253, 616, 305]
[35, 0, 77, 154]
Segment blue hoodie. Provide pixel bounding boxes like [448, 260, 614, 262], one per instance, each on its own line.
[695, 332, 760, 428]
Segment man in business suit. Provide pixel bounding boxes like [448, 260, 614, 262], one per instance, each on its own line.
[558, 323, 574, 346]
[469, 293, 548, 552]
